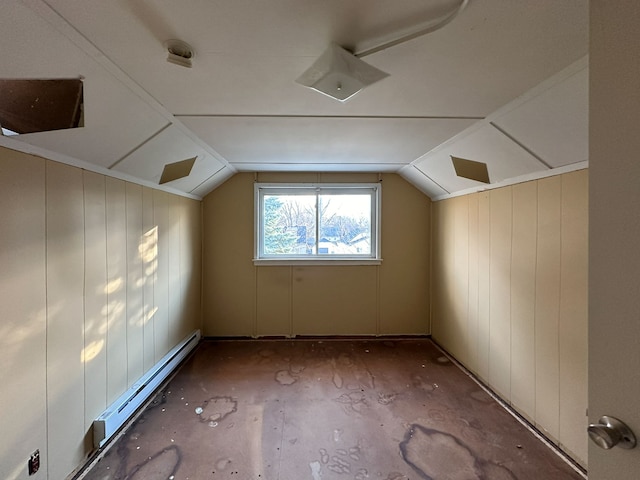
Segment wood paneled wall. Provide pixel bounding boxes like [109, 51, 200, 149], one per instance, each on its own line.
[431, 170, 588, 467]
[0, 147, 202, 480]
[202, 172, 431, 337]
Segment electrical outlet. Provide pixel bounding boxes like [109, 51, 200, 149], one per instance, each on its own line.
[28, 450, 39, 476]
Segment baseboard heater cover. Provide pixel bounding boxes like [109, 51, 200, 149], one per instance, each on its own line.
[93, 329, 201, 449]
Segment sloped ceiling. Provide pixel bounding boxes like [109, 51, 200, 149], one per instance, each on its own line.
[0, 0, 588, 199]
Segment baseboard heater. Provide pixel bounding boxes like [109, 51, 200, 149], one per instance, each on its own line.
[93, 329, 201, 449]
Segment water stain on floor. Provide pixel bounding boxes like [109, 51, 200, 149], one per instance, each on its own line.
[400, 424, 516, 480]
[81, 339, 583, 480]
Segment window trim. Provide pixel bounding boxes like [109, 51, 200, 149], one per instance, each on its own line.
[253, 182, 382, 265]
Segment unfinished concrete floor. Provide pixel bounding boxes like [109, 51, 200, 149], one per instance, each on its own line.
[82, 339, 584, 480]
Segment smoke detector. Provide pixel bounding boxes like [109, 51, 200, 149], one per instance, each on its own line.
[164, 39, 195, 68]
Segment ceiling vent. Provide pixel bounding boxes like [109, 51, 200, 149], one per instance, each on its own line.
[164, 39, 195, 68]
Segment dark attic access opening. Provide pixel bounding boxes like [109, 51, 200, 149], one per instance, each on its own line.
[0, 78, 84, 136]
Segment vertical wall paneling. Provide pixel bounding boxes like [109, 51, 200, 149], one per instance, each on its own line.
[431, 171, 588, 467]
[0, 153, 47, 480]
[167, 196, 182, 345]
[202, 173, 429, 337]
[430, 201, 445, 342]
[292, 266, 378, 335]
[82, 171, 108, 433]
[452, 195, 470, 366]
[256, 266, 292, 336]
[534, 176, 562, 442]
[378, 174, 430, 334]
[476, 192, 491, 380]
[559, 170, 588, 462]
[432, 199, 455, 348]
[153, 189, 170, 360]
[141, 187, 156, 372]
[510, 182, 537, 421]
[0, 146, 203, 479]
[466, 193, 480, 372]
[488, 187, 512, 401]
[183, 198, 202, 336]
[105, 177, 128, 405]
[125, 183, 144, 387]
[201, 174, 256, 336]
[46, 161, 86, 479]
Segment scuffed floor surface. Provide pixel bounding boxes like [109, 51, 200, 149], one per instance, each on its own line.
[82, 339, 583, 480]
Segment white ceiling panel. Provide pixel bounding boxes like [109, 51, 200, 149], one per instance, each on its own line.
[42, 0, 587, 118]
[399, 165, 449, 198]
[190, 167, 236, 198]
[168, 153, 228, 194]
[1, 0, 589, 198]
[414, 124, 547, 193]
[113, 125, 225, 190]
[179, 116, 477, 170]
[1, 0, 169, 168]
[492, 67, 589, 168]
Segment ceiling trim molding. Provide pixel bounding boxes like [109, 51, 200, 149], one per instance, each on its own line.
[407, 55, 588, 170]
[175, 114, 485, 120]
[429, 161, 588, 202]
[0, 135, 203, 200]
[21, 0, 235, 175]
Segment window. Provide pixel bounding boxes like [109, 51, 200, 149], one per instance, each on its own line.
[254, 183, 381, 265]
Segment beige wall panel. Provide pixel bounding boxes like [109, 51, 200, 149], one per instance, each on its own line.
[319, 172, 379, 183]
[0, 150, 47, 480]
[489, 187, 512, 400]
[167, 195, 183, 344]
[379, 174, 430, 335]
[452, 195, 470, 365]
[430, 201, 444, 341]
[510, 182, 537, 421]
[82, 171, 108, 431]
[292, 266, 377, 335]
[203, 173, 430, 337]
[0, 147, 205, 478]
[141, 187, 156, 372]
[431, 172, 588, 467]
[46, 161, 86, 479]
[125, 183, 144, 387]
[476, 192, 491, 380]
[153, 190, 170, 359]
[179, 197, 202, 338]
[432, 198, 456, 349]
[203, 173, 255, 336]
[105, 177, 128, 404]
[466, 193, 480, 373]
[534, 175, 562, 441]
[257, 172, 320, 183]
[559, 170, 588, 463]
[257, 266, 292, 336]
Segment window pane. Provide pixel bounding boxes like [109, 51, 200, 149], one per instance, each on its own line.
[263, 194, 316, 255]
[318, 194, 371, 255]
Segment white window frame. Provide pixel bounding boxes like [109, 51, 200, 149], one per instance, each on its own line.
[254, 183, 382, 265]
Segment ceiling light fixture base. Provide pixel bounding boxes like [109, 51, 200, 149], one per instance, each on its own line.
[295, 44, 389, 102]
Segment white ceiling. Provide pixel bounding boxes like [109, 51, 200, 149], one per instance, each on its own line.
[0, 0, 588, 199]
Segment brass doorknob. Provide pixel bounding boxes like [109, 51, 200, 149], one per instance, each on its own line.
[588, 416, 636, 450]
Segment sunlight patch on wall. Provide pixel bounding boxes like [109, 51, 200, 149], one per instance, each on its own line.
[81, 339, 105, 363]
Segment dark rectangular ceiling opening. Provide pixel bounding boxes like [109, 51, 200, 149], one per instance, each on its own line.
[0, 78, 84, 135]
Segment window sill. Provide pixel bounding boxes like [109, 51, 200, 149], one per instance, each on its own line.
[253, 258, 382, 266]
